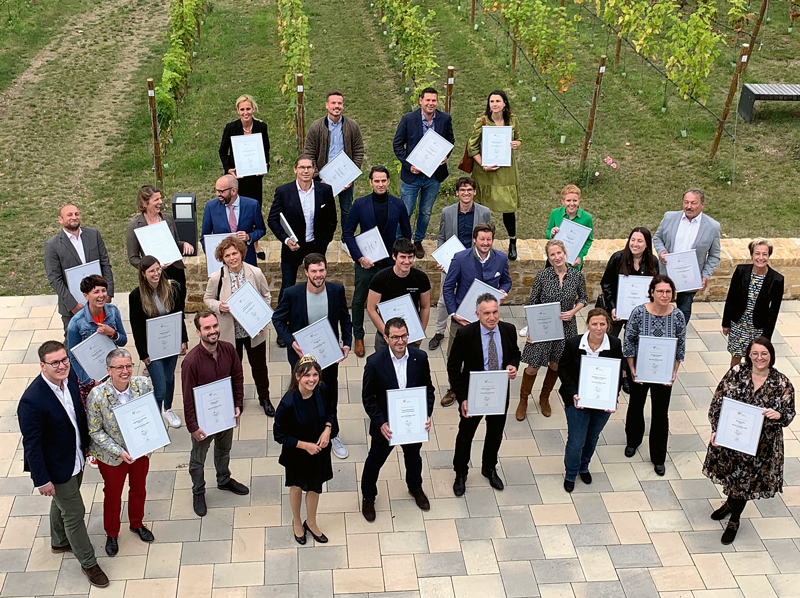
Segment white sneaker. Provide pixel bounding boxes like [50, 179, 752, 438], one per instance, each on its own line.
[87, 456, 99, 469]
[164, 409, 182, 429]
[331, 437, 348, 459]
[519, 326, 528, 337]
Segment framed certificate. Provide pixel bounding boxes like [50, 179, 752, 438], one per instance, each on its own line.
[467, 370, 509, 416]
[319, 151, 362, 196]
[193, 377, 237, 436]
[279, 213, 299, 244]
[71, 332, 116, 383]
[293, 318, 344, 370]
[113, 392, 171, 460]
[634, 336, 677, 384]
[524, 302, 564, 343]
[64, 260, 102, 306]
[377, 294, 425, 343]
[146, 311, 183, 361]
[355, 227, 390, 263]
[226, 280, 274, 339]
[454, 279, 505, 324]
[431, 236, 466, 274]
[481, 126, 513, 167]
[554, 219, 592, 265]
[387, 386, 429, 446]
[231, 133, 268, 177]
[406, 129, 455, 178]
[616, 275, 652, 320]
[715, 397, 765, 456]
[203, 233, 233, 277]
[664, 250, 703, 292]
[577, 355, 620, 411]
[134, 220, 183, 265]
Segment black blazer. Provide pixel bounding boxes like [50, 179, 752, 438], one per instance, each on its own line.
[18, 370, 89, 487]
[600, 250, 659, 313]
[219, 119, 271, 174]
[129, 283, 189, 361]
[722, 264, 784, 339]
[273, 384, 338, 468]
[393, 109, 455, 184]
[362, 346, 435, 438]
[267, 181, 337, 259]
[558, 334, 624, 409]
[447, 321, 521, 405]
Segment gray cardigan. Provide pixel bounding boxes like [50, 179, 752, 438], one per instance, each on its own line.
[652, 210, 721, 280]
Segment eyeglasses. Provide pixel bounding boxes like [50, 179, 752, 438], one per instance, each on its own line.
[108, 364, 134, 371]
[457, 188, 475, 194]
[295, 165, 314, 171]
[148, 267, 163, 275]
[388, 334, 409, 341]
[43, 357, 70, 369]
[749, 351, 770, 359]
[653, 289, 673, 295]
[215, 187, 233, 194]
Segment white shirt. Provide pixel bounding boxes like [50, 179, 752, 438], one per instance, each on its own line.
[41, 373, 84, 478]
[64, 229, 86, 264]
[112, 383, 132, 405]
[390, 349, 409, 390]
[675, 212, 703, 253]
[578, 332, 611, 357]
[296, 182, 316, 242]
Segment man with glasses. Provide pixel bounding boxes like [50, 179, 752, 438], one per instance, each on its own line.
[201, 174, 267, 265]
[18, 341, 109, 588]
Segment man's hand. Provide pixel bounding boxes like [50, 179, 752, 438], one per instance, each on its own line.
[460, 400, 471, 418]
[96, 323, 116, 338]
[228, 168, 238, 177]
[425, 416, 432, 431]
[120, 451, 135, 464]
[192, 428, 207, 441]
[235, 231, 249, 242]
[342, 183, 352, 190]
[573, 395, 583, 410]
[499, 290, 508, 304]
[180, 342, 188, 356]
[611, 308, 619, 322]
[380, 423, 393, 442]
[219, 301, 231, 313]
[659, 250, 668, 265]
[701, 277, 708, 291]
[359, 257, 374, 269]
[436, 263, 445, 273]
[341, 346, 350, 359]
[234, 406, 241, 427]
[409, 165, 421, 175]
[286, 239, 300, 251]
[439, 157, 448, 166]
[452, 315, 470, 326]
[506, 365, 517, 380]
[38, 482, 55, 497]
[71, 303, 84, 315]
[183, 242, 195, 256]
[292, 341, 303, 358]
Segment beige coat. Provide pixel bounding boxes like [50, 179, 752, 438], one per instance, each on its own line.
[203, 263, 272, 347]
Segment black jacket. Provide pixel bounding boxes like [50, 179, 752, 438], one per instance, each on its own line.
[273, 384, 338, 468]
[722, 264, 784, 339]
[129, 282, 189, 361]
[600, 250, 659, 313]
[219, 119, 270, 174]
[558, 334, 623, 409]
[267, 181, 337, 259]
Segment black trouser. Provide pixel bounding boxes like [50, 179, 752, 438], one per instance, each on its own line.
[361, 435, 423, 501]
[235, 337, 269, 402]
[453, 409, 507, 476]
[625, 381, 673, 465]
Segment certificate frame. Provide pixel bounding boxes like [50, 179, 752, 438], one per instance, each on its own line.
[226, 280, 274, 339]
[64, 260, 102, 306]
[71, 332, 116, 383]
[577, 355, 621, 411]
[134, 220, 183, 265]
[524, 302, 564, 343]
[113, 392, 171, 460]
[406, 129, 455, 178]
[664, 250, 703, 293]
[377, 294, 425, 343]
[279, 213, 299, 244]
[146, 311, 183, 361]
[554, 218, 592, 265]
[318, 151, 362, 196]
[203, 233, 233, 277]
[616, 275, 653, 321]
[466, 370, 509, 416]
[454, 279, 505, 324]
[715, 397, 765, 456]
[355, 227, 390, 263]
[293, 318, 344, 370]
[193, 377, 237, 436]
[431, 236, 466, 274]
[231, 133, 268, 177]
[387, 386, 429, 446]
[634, 335, 677, 385]
[481, 126, 513, 167]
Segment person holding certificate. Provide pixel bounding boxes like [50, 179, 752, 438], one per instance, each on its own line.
[518, 240, 588, 421]
[557, 309, 623, 493]
[623, 275, 686, 476]
[273, 355, 337, 544]
[203, 236, 274, 416]
[360, 317, 435, 522]
[466, 90, 522, 260]
[545, 185, 593, 269]
[86, 349, 156, 557]
[702, 337, 795, 545]
[129, 256, 188, 429]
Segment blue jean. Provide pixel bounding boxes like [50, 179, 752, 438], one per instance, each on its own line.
[338, 185, 354, 228]
[400, 178, 441, 242]
[564, 403, 611, 482]
[676, 291, 697, 324]
[148, 354, 178, 410]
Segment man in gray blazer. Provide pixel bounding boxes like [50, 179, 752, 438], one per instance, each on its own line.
[652, 188, 721, 323]
[429, 177, 491, 352]
[44, 205, 114, 333]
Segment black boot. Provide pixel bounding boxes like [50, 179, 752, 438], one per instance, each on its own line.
[260, 398, 275, 417]
[508, 238, 518, 261]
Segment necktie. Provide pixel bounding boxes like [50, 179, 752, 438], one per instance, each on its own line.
[228, 205, 237, 232]
[487, 330, 499, 370]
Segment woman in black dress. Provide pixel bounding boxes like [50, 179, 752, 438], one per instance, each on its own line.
[273, 355, 337, 545]
[219, 94, 270, 207]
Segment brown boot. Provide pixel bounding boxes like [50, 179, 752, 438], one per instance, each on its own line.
[516, 370, 537, 421]
[539, 367, 559, 417]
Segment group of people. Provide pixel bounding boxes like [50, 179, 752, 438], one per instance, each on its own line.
[22, 87, 794, 587]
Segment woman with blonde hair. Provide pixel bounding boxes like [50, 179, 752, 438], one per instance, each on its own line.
[545, 184, 594, 269]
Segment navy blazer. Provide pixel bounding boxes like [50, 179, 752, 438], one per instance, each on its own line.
[443, 248, 512, 315]
[200, 195, 267, 266]
[393, 109, 456, 184]
[267, 181, 337, 259]
[18, 370, 89, 487]
[274, 383, 339, 458]
[362, 346, 435, 438]
[342, 193, 412, 264]
[558, 334, 624, 409]
[272, 282, 353, 368]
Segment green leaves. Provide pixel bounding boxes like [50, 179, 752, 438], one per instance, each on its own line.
[277, 0, 310, 129]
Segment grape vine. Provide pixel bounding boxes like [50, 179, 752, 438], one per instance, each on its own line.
[277, 0, 310, 129]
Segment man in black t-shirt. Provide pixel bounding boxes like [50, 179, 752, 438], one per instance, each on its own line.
[366, 238, 432, 352]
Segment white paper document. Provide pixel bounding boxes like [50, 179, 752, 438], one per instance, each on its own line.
[193, 377, 237, 436]
[634, 336, 677, 384]
[466, 370, 509, 416]
[134, 220, 183, 265]
[71, 332, 117, 383]
[319, 151, 362, 196]
[113, 392, 171, 460]
[387, 386, 429, 446]
[279, 213, 299, 244]
[616, 275, 653, 320]
[406, 129, 454, 178]
[377, 294, 425, 343]
[481, 126, 513, 167]
[231, 133, 268, 178]
[146, 311, 183, 361]
[431, 236, 466, 274]
[64, 260, 102, 306]
[226, 280, 274, 339]
[554, 218, 592, 265]
[455, 279, 505, 323]
[577, 355, 620, 411]
[664, 250, 703, 292]
[293, 318, 344, 370]
[715, 397, 765, 456]
[524, 302, 564, 343]
[355, 227, 390, 263]
[203, 233, 234, 277]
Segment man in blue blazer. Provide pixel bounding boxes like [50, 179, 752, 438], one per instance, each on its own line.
[343, 165, 412, 357]
[393, 87, 455, 258]
[272, 252, 353, 459]
[201, 174, 267, 266]
[17, 341, 108, 587]
[360, 317, 436, 522]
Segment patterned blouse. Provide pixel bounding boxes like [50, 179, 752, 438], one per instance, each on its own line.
[623, 303, 687, 362]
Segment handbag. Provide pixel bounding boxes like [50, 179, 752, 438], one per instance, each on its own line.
[457, 116, 486, 174]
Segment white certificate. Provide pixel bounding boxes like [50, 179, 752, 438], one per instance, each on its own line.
[431, 236, 466, 274]
[481, 126, 513, 167]
[293, 318, 344, 370]
[664, 250, 703, 292]
[377, 294, 425, 343]
[113, 392, 171, 460]
[387, 387, 429, 446]
[616, 275, 653, 320]
[146, 311, 183, 361]
[355, 227, 390, 263]
[577, 355, 620, 411]
[279, 213, 299, 244]
[554, 218, 592, 265]
[204, 233, 234, 277]
[319, 151, 362, 196]
[524, 302, 564, 343]
[406, 129, 455, 178]
[193, 377, 237, 436]
[71, 332, 116, 383]
[634, 336, 677, 384]
[231, 133, 268, 178]
[715, 397, 765, 456]
[226, 280, 274, 338]
[64, 260, 102, 306]
[466, 370, 509, 416]
[455, 279, 506, 323]
[134, 220, 183, 265]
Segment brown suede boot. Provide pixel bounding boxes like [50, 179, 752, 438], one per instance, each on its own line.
[539, 368, 559, 417]
[516, 370, 537, 421]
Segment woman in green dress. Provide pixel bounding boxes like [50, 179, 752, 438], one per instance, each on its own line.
[468, 90, 522, 260]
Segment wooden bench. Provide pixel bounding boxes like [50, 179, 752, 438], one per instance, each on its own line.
[737, 84, 800, 123]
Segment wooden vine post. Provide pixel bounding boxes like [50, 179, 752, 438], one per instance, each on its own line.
[146, 78, 163, 188]
[580, 55, 607, 167]
[470, 0, 476, 25]
[445, 66, 455, 113]
[296, 73, 306, 153]
[709, 44, 749, 161]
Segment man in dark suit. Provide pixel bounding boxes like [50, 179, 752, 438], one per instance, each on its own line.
[201, 174, 267, 266]
[44, 205, 114, 334]
[360, 317, 435, 522]
[343, 165, 412, 357]
[448, 294, 520, 496]
[17, 341, 109, 587]
[393, 87, 455, 259]
[272, 252, 352, 460]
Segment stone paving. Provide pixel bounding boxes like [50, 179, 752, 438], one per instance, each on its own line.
[0, 294, 799, 598]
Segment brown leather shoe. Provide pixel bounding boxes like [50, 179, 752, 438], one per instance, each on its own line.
[362, 499, 376, 522]
[409, 488, 430, 511]
[354, 339, 365, 357]
[82, 564, 109, 588]
[51, 543, 72, 554]
[441, 389, 456, 407]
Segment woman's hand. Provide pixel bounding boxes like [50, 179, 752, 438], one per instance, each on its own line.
[572, 258, 581, 268]
[144, 357, 152, 366]
[317, 427, 331, 448]
[219, 301, 231, 313]
[722, 327, 730, 336]
[763, 408, 781, 421]
[573, 395, 583, 410]
[120, 451, 135, 464]
[710, 431, 720, 447]
[611, 308, 620, 322]
[550, 226, 560, 237]
[559, 310, 574, 322]
[183, 242, 195, 256]
[96, 323, 116, 338]
[302, 441, 321, 455]
[180, 342, 188, 356]
[510, 140, 522, 149]
[483, 165, 500, 171]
